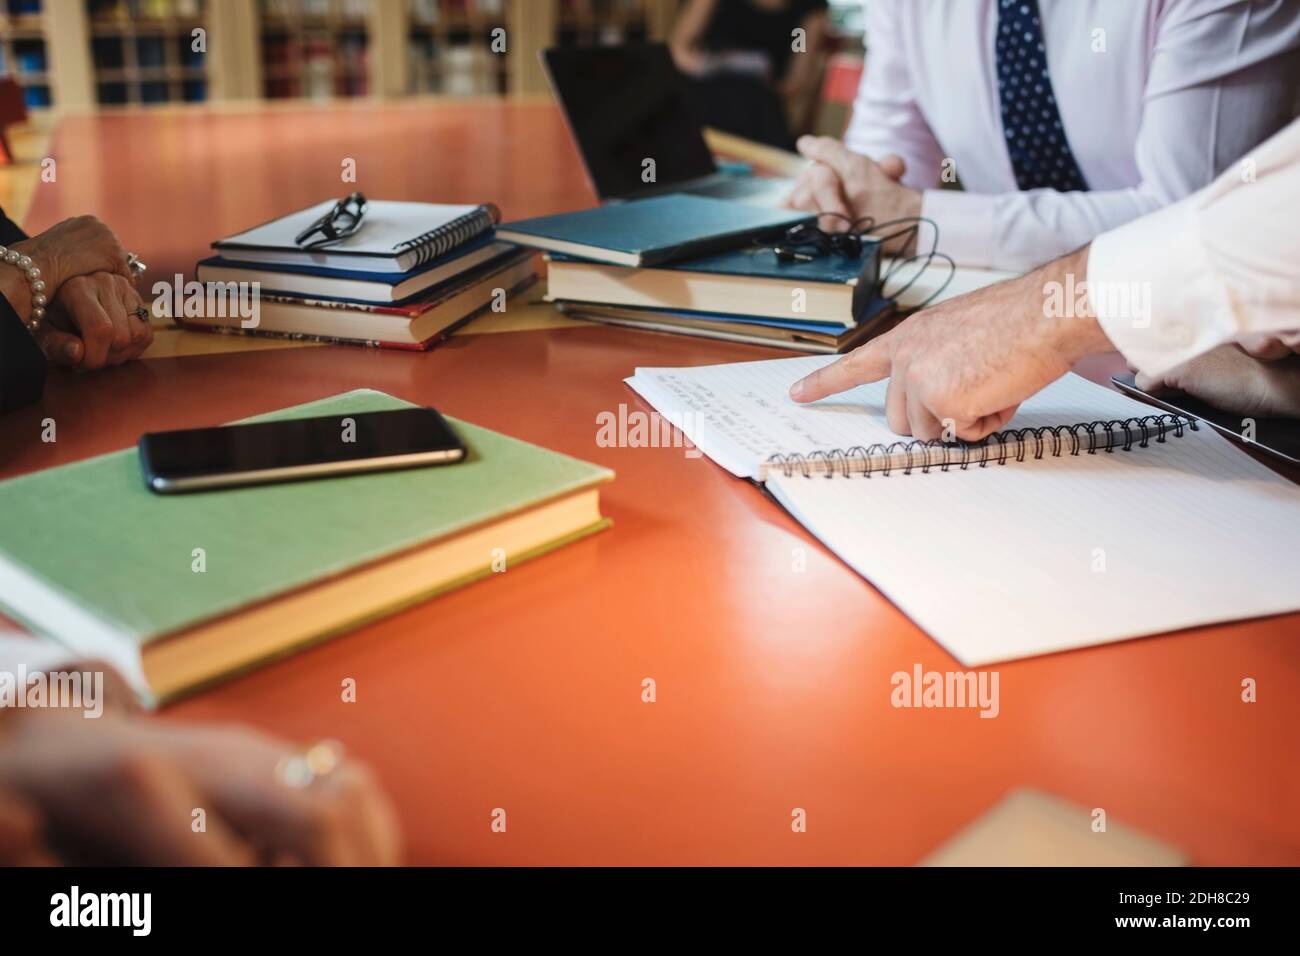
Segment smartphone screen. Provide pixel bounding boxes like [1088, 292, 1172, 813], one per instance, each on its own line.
[139, 407, 467, 493]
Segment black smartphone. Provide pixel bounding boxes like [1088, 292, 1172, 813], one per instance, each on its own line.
[139, 407, 467, 493]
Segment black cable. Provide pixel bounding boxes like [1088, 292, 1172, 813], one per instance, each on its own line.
[864, 215, 956, 310]
[757, 212, 957, 312]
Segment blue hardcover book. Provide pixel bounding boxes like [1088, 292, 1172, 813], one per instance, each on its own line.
[673, 241, 880, 292]
[194, 238, 521, 304]
[556, 297, 896, 354]
[621, 310, 856, 335]
[496, 194, 812, 268]
[546, 238, 882, 328]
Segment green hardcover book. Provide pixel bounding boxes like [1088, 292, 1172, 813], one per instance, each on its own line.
[0, 390, 612, 704]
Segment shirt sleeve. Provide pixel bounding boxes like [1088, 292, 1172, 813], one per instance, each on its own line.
[1087, 119, 1300, 376]
[842, 0, 945, 191]
[924, 0, 1300, 273]
[0, 635, 80, 679]
[0, 207, 45, 413]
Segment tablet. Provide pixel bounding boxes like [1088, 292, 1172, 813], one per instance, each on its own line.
[1112, 372, 1300, 465]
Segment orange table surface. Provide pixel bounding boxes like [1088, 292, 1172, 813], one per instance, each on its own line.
[2, 101, 1297, 866]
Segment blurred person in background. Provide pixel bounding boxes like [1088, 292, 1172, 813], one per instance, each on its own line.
[790, 119, 1300, 439]
[786, 0, 1300, 272]
[671, 0, 830, 148]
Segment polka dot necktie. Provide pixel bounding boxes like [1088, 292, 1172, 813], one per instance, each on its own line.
[996, 0, 1088, 192]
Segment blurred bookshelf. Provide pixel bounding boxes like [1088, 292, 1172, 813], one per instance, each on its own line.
[0, 0, 53, 109]
[407, 0, 507, 96]
[86, 0, 209, 106]
[260, 0, 368, 100]
[555, 0, 651, 49]
[0, 0, 683, 110]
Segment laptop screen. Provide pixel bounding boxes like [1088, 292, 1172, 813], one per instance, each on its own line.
[542, 44, 718, 201]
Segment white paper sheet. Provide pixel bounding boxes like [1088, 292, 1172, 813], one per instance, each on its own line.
[627, 356, 1300, 663]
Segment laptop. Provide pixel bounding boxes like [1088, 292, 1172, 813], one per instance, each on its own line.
[541, 43, 796, 207]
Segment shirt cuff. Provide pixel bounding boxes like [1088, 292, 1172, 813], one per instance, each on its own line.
[920, 189, 998, 270]
[0, 634, 80, 681]
[1086, 198, 1238, 378]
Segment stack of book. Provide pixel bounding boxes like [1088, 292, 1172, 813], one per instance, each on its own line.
[497, 194, 893, 354]
[190, 199, 536, 350]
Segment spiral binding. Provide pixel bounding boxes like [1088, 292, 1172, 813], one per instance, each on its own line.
[393, 203, 501, 267]
[762, 414, 1197, 479]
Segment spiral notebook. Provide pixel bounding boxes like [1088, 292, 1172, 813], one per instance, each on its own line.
[213, 200, 501, 274]
[626, 355, 1300, 664]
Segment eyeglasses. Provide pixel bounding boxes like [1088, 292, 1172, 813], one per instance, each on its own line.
[295, 192, 369, 249]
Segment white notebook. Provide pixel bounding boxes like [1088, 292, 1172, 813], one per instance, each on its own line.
[214, 200, 500, 273]
[626, 355, 1300, 665]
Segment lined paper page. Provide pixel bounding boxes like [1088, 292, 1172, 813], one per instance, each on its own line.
[627, 355, 1168, 477]
[768, 425, 1300, 664]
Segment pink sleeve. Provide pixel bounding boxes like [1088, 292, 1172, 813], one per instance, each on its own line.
[1089, 120, 1300, 376]
[921, 0, 1300, 273]
[842, 0, 944, 190]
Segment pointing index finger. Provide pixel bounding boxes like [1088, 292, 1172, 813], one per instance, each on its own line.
[789, 336, 893, 403]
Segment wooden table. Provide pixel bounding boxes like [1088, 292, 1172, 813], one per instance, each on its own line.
[3, 100, 1297, 865]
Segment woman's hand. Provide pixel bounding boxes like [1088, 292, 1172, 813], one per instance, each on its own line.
[0, 788, 55, 865]
[0, 706, 403, 866]
[10, 215, 132, 301]
[38, 272, 152, 369]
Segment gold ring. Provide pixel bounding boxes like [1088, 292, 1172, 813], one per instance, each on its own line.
[274, 739, 345, 789]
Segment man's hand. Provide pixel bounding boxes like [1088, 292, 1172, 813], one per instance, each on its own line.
[1236, 330, 1300, 361]
[1136, 346, 1300, 420]
[785, 136, 920, 248]
[0, 707, 402, 866]
[38, 272, 152, 369]
[789, 247, 1113, 440]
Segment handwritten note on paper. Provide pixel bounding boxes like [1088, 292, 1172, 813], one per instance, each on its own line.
[627, 355, 1164, 478]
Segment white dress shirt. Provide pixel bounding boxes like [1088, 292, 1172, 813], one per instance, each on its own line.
[1088, 117, 1300, 376]
[845, 0, 1300, 273]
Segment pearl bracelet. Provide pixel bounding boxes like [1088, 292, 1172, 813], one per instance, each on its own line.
[0, 244, 48, 333]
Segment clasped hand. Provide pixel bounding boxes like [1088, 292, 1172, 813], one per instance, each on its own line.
[11, 215, 153, 368]
[785, 136, 921, 251]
